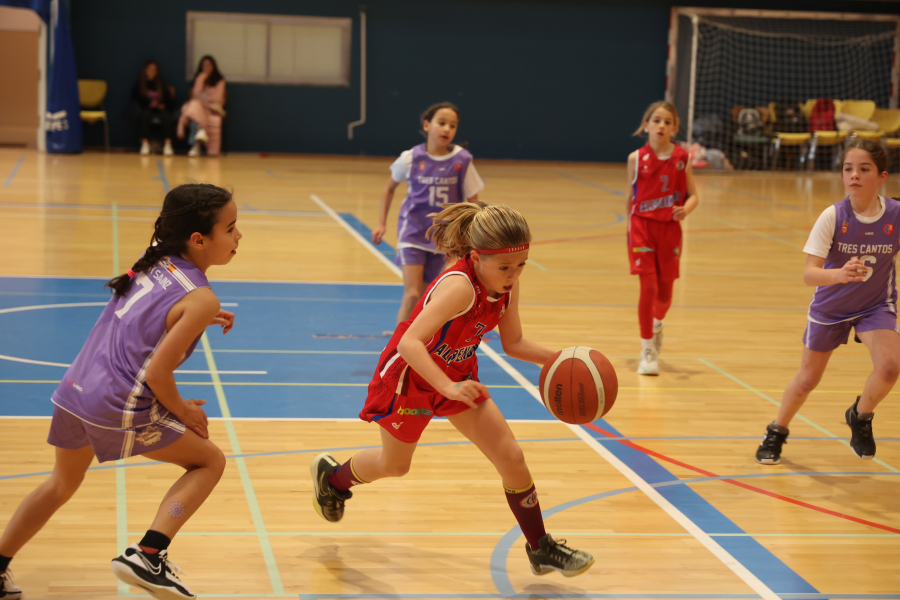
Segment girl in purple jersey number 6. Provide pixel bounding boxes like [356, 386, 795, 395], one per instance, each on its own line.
[0, 184, 242, 600]
[756, 139, 898, 465]
[371, 102, 485, 324]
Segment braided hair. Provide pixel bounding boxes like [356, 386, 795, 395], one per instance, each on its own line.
[106, 183, 233, 296]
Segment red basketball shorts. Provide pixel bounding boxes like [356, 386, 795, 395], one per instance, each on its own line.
[627, 215, 682, 281]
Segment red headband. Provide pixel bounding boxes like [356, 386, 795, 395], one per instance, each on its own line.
[474, 244, 529, 255]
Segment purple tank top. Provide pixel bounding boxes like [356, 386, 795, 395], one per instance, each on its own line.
[808, 196, 900, 325]
[397, 144, 472, 250]
[52, 256, 210, 429]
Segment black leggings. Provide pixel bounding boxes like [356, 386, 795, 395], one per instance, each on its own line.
[139, 108, 175, 140]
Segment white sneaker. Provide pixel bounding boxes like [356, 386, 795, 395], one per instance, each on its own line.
[140, 141, 151, 155]
[0, 569, 22, 600]
[194, 128, 209, 143]
[187, 143, 201, 157]
[637, 347, 659, 376]
[652, 323, 664, 355]
[111, 543, 196, 599]
[163, 143, 174, 157]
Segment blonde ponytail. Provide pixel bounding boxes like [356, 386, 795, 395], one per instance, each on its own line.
[427, 202, 532, 260]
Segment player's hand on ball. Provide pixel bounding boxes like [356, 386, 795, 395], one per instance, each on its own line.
[371, 225, 386, 245]
[179, 399, 210, 438]
[838, 258, 867, 283]
[443, 380, 490, 409]
[672, 206, 687, 221]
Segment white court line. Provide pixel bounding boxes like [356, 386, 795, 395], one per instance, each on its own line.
[318, 191, 782, 600]
[310, 194, 403, 277]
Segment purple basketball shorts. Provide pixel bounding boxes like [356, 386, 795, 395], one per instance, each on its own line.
[803, 308, 899, 353]
[47, 404, 185, 463]
[394, 246, 447, 283]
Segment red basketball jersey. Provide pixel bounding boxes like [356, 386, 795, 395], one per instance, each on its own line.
[364, 256, 510, 418]
[630, 144, 689, 222]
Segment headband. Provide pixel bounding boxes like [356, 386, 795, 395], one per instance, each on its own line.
[474, 244, 529, 255]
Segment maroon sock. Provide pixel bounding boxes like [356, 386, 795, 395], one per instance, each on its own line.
[504, 482, 546, 549]
[328, 455, 368, 492]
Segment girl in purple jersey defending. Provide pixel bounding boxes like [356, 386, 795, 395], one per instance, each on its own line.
[371, 102, 485, 323]
[756, 139, 898, 465]
[0, 184, 242, 600]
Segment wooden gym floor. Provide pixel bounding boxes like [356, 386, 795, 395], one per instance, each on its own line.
[0, 148, 897, 599]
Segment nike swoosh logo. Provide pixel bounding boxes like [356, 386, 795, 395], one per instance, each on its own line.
[139, 554, 162, 575]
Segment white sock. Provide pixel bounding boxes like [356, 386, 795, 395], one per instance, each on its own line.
[641, 338, 654, 351]
[653, 318, 663, 330]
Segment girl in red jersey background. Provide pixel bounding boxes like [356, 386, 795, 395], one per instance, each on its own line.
[311, 202, 594, 578]
[627, 101, 699, 375]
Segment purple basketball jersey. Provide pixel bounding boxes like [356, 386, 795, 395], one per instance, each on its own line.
[397, 144, 472, 250]
[52, 256, 210, 429]
[808, 197, 900, 325]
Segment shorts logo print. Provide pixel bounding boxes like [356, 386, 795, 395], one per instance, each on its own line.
[135, 425, 162, 446]
[392, 422, 403, 429]
[397, 407, 433, 416]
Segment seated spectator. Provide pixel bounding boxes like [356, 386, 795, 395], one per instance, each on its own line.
[132, 60, 175, 156]
[178, 55, 226, 157]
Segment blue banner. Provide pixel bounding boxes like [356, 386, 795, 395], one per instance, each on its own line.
[1, 0, 82, 153]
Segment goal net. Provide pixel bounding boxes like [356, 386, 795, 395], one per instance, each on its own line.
[668, 10, 898, 170]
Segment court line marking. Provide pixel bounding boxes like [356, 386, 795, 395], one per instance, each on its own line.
[480, 344, 782, 600]
[585, 422, 900, 535]
[704, 182, 801, 211]
[699, 358, 900, 474]
[115, 459, 129, 596]
[713, 216, 804, 250]
[557, 172, 627, 197]
[0, 357, 263, 375]
[2, 156, 24, 188]
[310, 194, 402, 277]
[0, 274, 403, 285]
[129, 530, 900, 538]
[311, 204, 790, 599]
[155, 159, 170, 193]
[201, 332, 285, 594]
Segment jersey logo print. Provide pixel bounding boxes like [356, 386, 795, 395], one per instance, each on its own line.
[466, 323, 486, 342]
[885, 224, 894, 235]
[842, 221, 849, 234]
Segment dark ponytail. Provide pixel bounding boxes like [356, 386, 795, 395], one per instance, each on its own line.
[106, 183, 233, 296]
[420, 102, 468, 149]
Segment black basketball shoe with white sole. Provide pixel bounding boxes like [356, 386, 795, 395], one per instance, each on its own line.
[845, 396, 876, 459]
[525, 534, 595, 577]
[755, 422, 789, 465]
[311, 452, 352, 522]
[111, 543, 195, 600]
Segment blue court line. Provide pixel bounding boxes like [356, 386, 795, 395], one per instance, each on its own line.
[340, 212, 397, 261]
[492, 421, 822, 598]
[155, 159, 171, 193]
[699, 358, 900, 474]
[241, 203, 325, 217]
[704, 182, 801, 211]
[0, 201, 159, 211]
[557, 172, 627, 197]
[2, 156, 25, 188]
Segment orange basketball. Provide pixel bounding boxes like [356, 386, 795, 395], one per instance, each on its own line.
[538, 346, 618, 424]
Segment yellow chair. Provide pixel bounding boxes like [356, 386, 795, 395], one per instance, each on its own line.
[769, 101, 811, 170]
[78, 79, 110, 151]
[852, 108, 900, 144]
[840, 100, 876, 121]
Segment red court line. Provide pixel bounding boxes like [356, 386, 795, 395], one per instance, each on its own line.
[584, 422, 900, 535]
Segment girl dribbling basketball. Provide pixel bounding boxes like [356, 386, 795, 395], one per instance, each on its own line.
[371, 103, 485, 324]
[313, 202, 594, 577]
[627, 101, 699, 375]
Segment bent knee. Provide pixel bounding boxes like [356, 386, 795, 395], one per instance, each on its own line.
[209, 446, 227, 477]
[876, 360, 900, 383]
[402, 290, 422, 305]
[497, 444, 528, 474]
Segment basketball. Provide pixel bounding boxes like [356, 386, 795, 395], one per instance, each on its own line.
[539, 347, 618, 424]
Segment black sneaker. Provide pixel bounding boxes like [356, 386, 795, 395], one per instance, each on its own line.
[111, 543, 195, 599]
[755, 422, 789, 465]
[525, 534, 595, 577]
[311, 452, 352, 522]
[845, 397, 876, 459]
[0, 569, 22, 600]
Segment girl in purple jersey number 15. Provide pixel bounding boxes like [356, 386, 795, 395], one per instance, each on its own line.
[756, 139, 898, 465]
[0, 184, 242, 600]
[371, 102, 485, 324]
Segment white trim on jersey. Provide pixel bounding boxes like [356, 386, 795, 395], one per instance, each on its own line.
[422, 271, 476, 318]
[121, 333, 167, 430]
[160, 257, 198, 293]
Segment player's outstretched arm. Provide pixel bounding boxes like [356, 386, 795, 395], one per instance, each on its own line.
[372, 177, 400, 245]
[625, 151, 637, 210]
[673, 162, 699, 221]
[497, 282, 555, 366]
[144, 287, 221, 439]
[803, 254, 867, 286]
[397, 275, 489, 408]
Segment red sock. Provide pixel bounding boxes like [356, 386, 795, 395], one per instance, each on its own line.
[638, 273, 658, 339]
[504, 482, 546, 549]
[328, 455, 368, 491]
[653, 278, 674, 321]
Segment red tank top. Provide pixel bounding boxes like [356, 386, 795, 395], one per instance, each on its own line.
[368, 256, 510, 402]
[630, 144, 689, 222]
